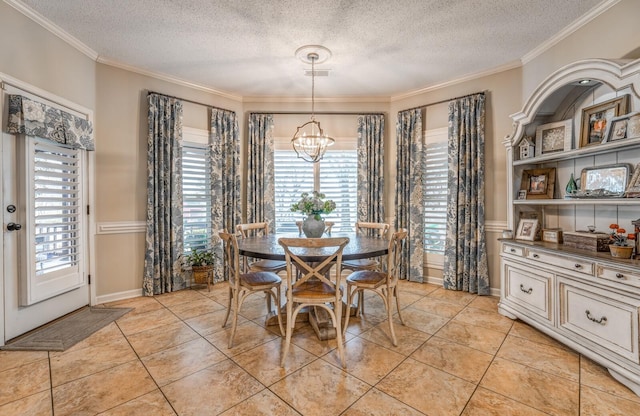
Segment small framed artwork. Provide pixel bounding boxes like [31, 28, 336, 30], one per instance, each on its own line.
[602, 114, 631, 143]
[542, 228, 563, 243]
[520, 168, 556, 199]
[516, 219, 538, 241]
[625, 163, 640, 198]
[580, 95, 629, 148]
[535, 119, 572, 156]
[517, 190, 527, 200]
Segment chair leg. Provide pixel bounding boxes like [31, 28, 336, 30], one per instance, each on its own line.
[274, 286, 284, 337]
[357, 290, 365, 316]
[334, 300, 346, 368]
[386, 294, 398, 347]
[342, 284, 354, 337]
[280, 300, 294, 367]
[228, 291, 243, 349]
[222, 287, 233, 328]
[394, 286, 406, 325]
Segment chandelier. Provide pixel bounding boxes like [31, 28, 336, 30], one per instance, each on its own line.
[291, 47, 335, 163]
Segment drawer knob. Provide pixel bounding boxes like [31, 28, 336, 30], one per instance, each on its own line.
[510, 248, 516, 253]
[574, 264, 582, 269]
[532, 254, 539, 259]
[519, 284, 533, 294]
[615, 273, 624, 279]
[585, 310, 607, 326]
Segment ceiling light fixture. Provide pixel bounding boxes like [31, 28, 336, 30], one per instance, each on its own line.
[578, 79, 591, 84]
[291, 46, 335, 163]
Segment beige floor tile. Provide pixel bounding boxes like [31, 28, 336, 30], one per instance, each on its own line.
[126, 321, 200, 357]
[154, 288, 208, 308]
[141, 337, 226, 386]
[184, 308, 246, 337]
[428, 287, 477, 306]
[232, 338, 316, 386]
[219, 389, 299, 416]
[410, 336, 493, 383]
[398, 281, 440, 296]
[581, 384, 640, 415]
[116, 307, 181, 336]
[480, 357, 579, 416]
[497, 335, 579, 382]
[509, 320, 571, 350]
[462, 387, 548, 416]
[453, 306, 514, 333]
[206, 320, 280, 356]
[0, 390, 52, 416]
[344, 309, 386, 335]
[0, 350, 48, 372]
[396, 291, 423, 309]
[237, 295, 278, 320]
[409, 296, 466, 319]
[270, 359, 371, 416]
[580, 357, 640, 403]
[106, 296, 164, 316]
[435, 321, 507, 354]
[323, 337, 405, 385]
[165, 296, 225, 320]
[50, 336, 138, 386]
[376, 357, 475, 415]
[97, 390, 176, 415]
[358, 319, 432, 356]
[0, 359, 50, 407]
[52, 360, 157, 416]
[56, 322, 125, 352]
[343, 388, 424, 416]
[289, 322, 356, 357]
[162, 359, 264, 415]
[398, 307, 450, 335]
[468, 295, 500, 312]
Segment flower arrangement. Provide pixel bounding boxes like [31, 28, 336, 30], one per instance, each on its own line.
[290, 191, 336, 220]
[609, 224, 636, 246]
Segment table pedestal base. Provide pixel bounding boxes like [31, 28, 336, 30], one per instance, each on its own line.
[265, 303, 357, 340]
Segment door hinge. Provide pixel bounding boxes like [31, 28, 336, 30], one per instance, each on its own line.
[88, 274, 91, 285]
[87, 205, 90, 215]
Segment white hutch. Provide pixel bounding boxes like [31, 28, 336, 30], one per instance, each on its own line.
[500, 58, 640, 396]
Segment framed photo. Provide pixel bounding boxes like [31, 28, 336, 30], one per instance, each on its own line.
[520, 168, 556, 199]
[625, 162, 640, 198]
[602, 114, 631, 143]
[580, 95, 629, 148]
[516, 219, 538, 241]
[580, 163, 631, 197]
[542, 228, 563, 244]
[517, 190, 527, 200]
[535, 119, 572, 156]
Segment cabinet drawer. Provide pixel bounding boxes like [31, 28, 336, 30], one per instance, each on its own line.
[526, 248, 593, 276]
[597, 265, 640, 289]
[502, 244, 524, 257]
[559, 279, 640, 363]
[504, 263, 553, 322]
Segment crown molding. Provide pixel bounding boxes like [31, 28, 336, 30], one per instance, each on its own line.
[242, 95, 391, 104]
[5, 0, 99, 60]
[522, 0, 621, 64]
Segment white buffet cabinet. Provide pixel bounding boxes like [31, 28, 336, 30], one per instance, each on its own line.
[499, 58, 640, 396]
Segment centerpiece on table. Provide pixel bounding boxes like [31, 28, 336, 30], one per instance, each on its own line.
[290, 191, 336, 238]
[608, 223, 636, 259]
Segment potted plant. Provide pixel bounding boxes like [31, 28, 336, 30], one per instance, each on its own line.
[290, 191, 336, 237]
[185, 248, 216, 285]
[608, 224, 636, 259]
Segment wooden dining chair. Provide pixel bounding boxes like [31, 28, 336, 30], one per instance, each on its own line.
[236, 222, 287, 274]
[342, 228, 407, 346]
[219, 231, 284, 348]
[278, 236, 350, 367]
[342, 222, 390, 272]
[295, 220, 335, 236]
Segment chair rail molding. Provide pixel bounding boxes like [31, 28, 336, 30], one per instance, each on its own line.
[97, 221, 146, 235]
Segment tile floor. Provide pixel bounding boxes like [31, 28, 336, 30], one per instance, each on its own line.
[2, 280, 640, 415]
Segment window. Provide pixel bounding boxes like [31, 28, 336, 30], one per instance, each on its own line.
[182, 128, 212, 253]
[423, 128, 448, 255]
[274, 147, 357, 233]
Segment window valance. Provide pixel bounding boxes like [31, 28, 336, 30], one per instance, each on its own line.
[6, 95, 94, 150]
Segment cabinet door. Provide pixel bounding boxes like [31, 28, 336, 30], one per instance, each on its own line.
[503, 260, 553, 323]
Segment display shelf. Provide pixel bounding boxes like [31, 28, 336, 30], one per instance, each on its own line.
[514, 198, 640, 206]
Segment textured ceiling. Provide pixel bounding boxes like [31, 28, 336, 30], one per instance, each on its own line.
[15, 0, 605, 98]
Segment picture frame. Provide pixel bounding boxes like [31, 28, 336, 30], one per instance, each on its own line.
[517, 190, 527, 200]
[580, 95, 629, 148]
[542, 228, 563, 244]
[520, 168, 556, 199]
[516, 219, 538, 241]
[602, 113, 636, 143]
[625, 162, 640, 198]
[580, 163, 631, 197]
[535, 119, 572, 156]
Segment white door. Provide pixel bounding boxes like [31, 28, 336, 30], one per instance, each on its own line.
[2, 131, 90, 342]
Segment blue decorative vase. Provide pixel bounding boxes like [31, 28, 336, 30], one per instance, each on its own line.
[302, 215, 325, 238]
[565, 173, 578, 196]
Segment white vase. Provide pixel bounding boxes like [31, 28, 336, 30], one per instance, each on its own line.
[302, 214, 325, 238]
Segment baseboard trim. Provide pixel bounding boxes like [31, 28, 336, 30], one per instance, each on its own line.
[424, 276, 499, 297]
[96, 289, 143, 305]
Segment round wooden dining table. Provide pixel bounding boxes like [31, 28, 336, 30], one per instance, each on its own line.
[236, 232, 390, 340]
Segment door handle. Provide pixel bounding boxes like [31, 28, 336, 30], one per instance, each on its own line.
[6, 222, 22, 231]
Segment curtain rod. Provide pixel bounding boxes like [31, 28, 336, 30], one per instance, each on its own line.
[399, 90, 486, 113]
[147, 90, 234, 113]
[250, 111, 385, 116]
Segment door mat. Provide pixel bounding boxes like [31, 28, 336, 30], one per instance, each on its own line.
[1, 306, 131, 351]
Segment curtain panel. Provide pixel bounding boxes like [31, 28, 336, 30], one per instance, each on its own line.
[394, 109, 424, 282]
[443, 93, 490, 294]
[357, 114, 385, 226]
[6, 94, 95, 150]
[247, 114, 276, 230]
[211, 108, 241, 282]
[143, 93, 185, 295]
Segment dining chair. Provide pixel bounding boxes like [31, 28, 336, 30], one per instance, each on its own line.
[342, 228, 407, 346]
[219, 231, 284, 348]
[342, 222, 390, 272]
[235, 222, 287, 274]
[295, 220, 335, 236]
[278, 236, 350, 367]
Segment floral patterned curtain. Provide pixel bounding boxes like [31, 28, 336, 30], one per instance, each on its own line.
[247, 114, 275, 230]
[394, 109, 424, 282]
[143, 93, 185, 295]
[443, 93, 490, 294]
[357, 115, 385, 225]
[211, 108, 241, 282]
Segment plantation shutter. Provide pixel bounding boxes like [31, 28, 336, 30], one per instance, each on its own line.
[319, 150, 358, 232]
[424, 141, 448, 253]
[182, 143, 212, 253]
[274, 150, 314, 233]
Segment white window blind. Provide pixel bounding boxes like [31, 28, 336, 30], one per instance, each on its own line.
[274, 150, 314, 233]
[424, 141, 448, 254]
[319, 151, 357, 233]
[182, 143, 212, 253]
